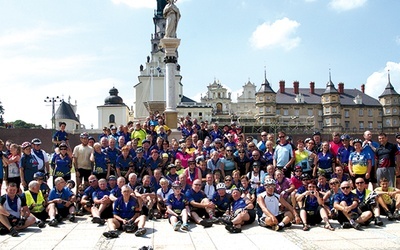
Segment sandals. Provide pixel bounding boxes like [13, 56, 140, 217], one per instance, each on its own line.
[173, 221, 182, 231]
[225, 225, 242, 233]
[324, 223, 335, 231]
[135, 228, 147, 237]
[302, 224, 310, 231]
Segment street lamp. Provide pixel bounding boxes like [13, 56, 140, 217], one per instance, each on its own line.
[44, 96, 62, 130]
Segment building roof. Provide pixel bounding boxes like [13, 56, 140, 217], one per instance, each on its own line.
[54, 101, 80, 122]
[379, 82, 399, 98]
[104, 87, 124, 105]
[276, 88, 381, 106]
[256, 70, 275, 94]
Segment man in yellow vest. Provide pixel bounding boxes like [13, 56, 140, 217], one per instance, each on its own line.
[22, 180, 47, 228]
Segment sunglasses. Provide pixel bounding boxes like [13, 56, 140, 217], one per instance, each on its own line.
[89, 180, 97, 183]
[194, 184, 202, 186]
[261, 135, 267, 137]
[279, 136, 285, 138]
[341, 186, 351, 190]
[225, 179, 232, 181]
[329, 181, 339, 185]
[226, 150, 233, 152]
[355, 182, 365, 185]
[264, 184, 275, 188]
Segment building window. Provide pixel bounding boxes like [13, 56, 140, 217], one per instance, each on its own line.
[325, 118, 330, 125]
[332, 107, 337, 113]
[368, 122, 373, 129]
[386, 99, 391, 105]
[318, 121, 323, 129]
[394, 108, 398, 114]
[359, 122, 364, 130]
[308, 109, 313, 116]
[266, 96, 270, 100]
[199, 112, 203, 117]
[109, 114, 115, 123]
[294, 109, 299, 116]
[283, 109, 289, 116]
[344, 109, 349, 118]
[318, 110, 322, 116]
[386, 109, 391, 114]
[368, 109, 373, 117]
[276, 109, 280, 115]
[345, 121, 350, 129]
[188, 112, 192, 117]
[377, 122, 382, 129]
[394, 119, 398, 126]
[266, 107, 271, 113]
[386, 119, 391, 126]
[379, 110, 383, 116]
[359, 109, 363, 116]
[324, 107, 330, 114]
[259, 96, 263, 102]
[332, 118, 337, 125]
[259, 107, 264, 114]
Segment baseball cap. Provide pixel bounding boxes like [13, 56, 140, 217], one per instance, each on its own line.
[108, 175, 117, 181]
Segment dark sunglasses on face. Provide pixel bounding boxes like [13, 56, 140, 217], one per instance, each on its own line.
[341, 186, 351, 190]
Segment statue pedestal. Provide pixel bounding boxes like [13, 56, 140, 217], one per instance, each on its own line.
[160, 38, 181, 58]
[164, 110, 178, 130]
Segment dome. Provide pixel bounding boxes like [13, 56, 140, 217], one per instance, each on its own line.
[104, 87, 124, 105]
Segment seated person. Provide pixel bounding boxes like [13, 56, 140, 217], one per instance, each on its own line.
[110, 177, 126, 202]
[34, 172, 50, 199]
[23, 180, 47, 228]
[352, 177, 382, 226]
[80, 175, 99, 214]
[333, 181, 373, 229]
[374, 177, 400, 220]
[91, 178, 113, 225]
[135, 175, 157, 219]
[185, 179, 215, 227]
[127, 173, 139, 190]
[323, 178, 341, 219]
[202, 173, 216, 200]
[156, 178, 173, 219]
[47, 177, 76, 226]
[223, 188, 256, 233]
[297, 180, 334, 231]
[211, 183, 231, 217]
[102, 185, 147, 238]
[166, 181, 190, 231]
[0, 182, 36, 236]
[257, 179, 300, 231]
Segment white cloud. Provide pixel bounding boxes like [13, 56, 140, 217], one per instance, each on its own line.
[329, 0, 367, 11]
[365, 61, 400, 99]
[396, 36, 400, 45]
[111, 0, 155, 9]
[249, 17, 301, 51]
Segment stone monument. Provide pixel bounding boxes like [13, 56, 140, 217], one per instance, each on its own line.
[160, 0, 181, 129]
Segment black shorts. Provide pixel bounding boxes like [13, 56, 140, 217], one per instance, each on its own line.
[58, 206, 73, 218]
[77, 169, 92, 182]
[32, 210, 49, 221]
[190, 207, 209, 219]
[100, 205, 114, 219]
[244, 209, 256, 225]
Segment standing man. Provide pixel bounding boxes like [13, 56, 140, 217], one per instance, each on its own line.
[31, 138, 50, 177]
[376, 132, 400, 187]
[363, 130, 379, 188]
[131, 122, 147, 147]
[273, 131, 295, 178]
[257, 131, 268, 153]
[73, 132, 93, 187]
[52, 122, 69, 148]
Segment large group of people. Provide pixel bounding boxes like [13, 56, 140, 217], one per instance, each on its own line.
[0, 115, 400, 239]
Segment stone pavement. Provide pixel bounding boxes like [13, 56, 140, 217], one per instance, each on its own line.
[1, 214, 400, 250]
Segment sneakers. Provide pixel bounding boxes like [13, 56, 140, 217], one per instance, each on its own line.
[75, 209, 84, 216]
[92, 217, 105, 225]
[173, 221, 182, 231]
[387, 211, 395, 221]
[375, 217, 383, 226]
[49, 219, 58, 227]
[342, 222, 352, 229]
[225, 225, 242, 233]
[258, 219, 267, 227]
[37, 220, 46, 228]
[208, 217, 219, 224]
[148, 209, 154, 220]
[218, 217, 233, 226]
[272, 225, 284, 231]
[393, 211, 400, 220]
[180, 223, 189, 231]
[56, 214, 63, 223]
[9, 227, 19, 237]
[68, 215, 75, 222]
[199, 219, 213, 228]
[134, 228, 147, 237]
[350, 220, 361, 230]
[103, 230, 119, 238]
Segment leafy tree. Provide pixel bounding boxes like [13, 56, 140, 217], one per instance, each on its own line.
[12, 120, 43, 129]
[0, 100, 4, 126]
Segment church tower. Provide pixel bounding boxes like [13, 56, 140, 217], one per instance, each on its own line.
[133, 0, 183, 120]
[378, 71, 400, 133]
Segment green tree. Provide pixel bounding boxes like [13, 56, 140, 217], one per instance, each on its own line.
[0, 100, 4, 126]
[12, 120, 43, 129]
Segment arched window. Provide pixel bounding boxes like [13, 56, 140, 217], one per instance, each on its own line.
[109, 114, 115, 123]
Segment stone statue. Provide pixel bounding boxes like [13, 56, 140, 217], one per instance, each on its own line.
[140, 64, 144, 71]
[163, 0, 181, 38]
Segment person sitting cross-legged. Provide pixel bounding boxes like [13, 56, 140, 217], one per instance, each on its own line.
[22, 180, 47, 228]
[257, 179, 300, 231]
[47, 177, 76, 227]
[166, 181, 190, 231]
[103, 185, 147, 238]
[91, 178, 113, 225]
[374, 177, 400, 220]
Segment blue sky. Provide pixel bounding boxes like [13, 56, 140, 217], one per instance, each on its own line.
[0, 0, 399, 129]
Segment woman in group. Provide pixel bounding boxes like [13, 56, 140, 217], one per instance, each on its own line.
[19, 142, 39, 191]
[323, 177, 341, 219]
[348, 138, 372, 183]
[231, 170, 242, 190]
[207, 151, 224, 176]
[295, 139, 317, 176]
[183, 157, 201, 186]
[234, 148, 250, 176]
[240, 176, 256, 205]
[263, 141, 275, 167]
[116, 146, 134, 180]
[314, 141, 335, 178]
[50, 143, 73, 183]
[3, 143, 21, 189]
[221, 146, 237, 178]
[166, 181, 190, 231]
[90, 142, 110, 180]
[275, 169, 294, 203]
[223, 188, 255, 233]
[297, 181, 334, 231]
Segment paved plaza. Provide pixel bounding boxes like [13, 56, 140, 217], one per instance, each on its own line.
[0, 213, 400, 250]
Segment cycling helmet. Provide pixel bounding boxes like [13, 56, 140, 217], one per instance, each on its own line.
[216, 183, 226, 190]
[172, 181, 181, 188]
[264, 178, 276, 185]
[80, 132, 89, 138]
[31, 138, 42, 145]
[341, 134, 351, 141]
[352, 138, 363, 145]
[34, 172, 45, 179]
[21, 141, 31, 149]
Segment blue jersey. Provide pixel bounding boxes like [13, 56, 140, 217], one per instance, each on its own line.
[317, 152, 334, 171]
[113, 196, 139, 219]
[92, 188, 110, 201]
[231, 197, 247, 212]
[51, 153, 72, 177]
[53, 130, 68, 145]
[103, 147, 120, 166]
[83, 186, 99, 202]
[20, 153, 39, 184]
[166, 193, 188, 214]
[211, 193, 231, 212]
[93, 151, 109, 174]
[303, 195, 319, 212]
[49, 187, 73, 208]
[337, 146, 354, 165]
[334, 192, 359, 212]
[185, 188, 206, 204]
[111, 186, 122, 199]
[116, 155, 134, 174]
